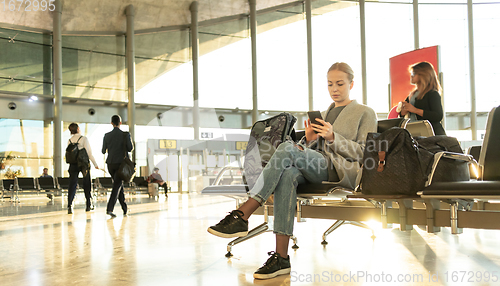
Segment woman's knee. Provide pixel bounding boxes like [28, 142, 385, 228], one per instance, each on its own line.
[276, 141, 294, 152]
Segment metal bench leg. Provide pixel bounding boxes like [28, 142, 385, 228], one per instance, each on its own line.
[348, 221, 376, 239]
[380, 200, 393, 229]
[226, 222, 269, 257]
[424, 199, 441, 233]
[321, 220, 345, 245]
[450, 201, 463, 234]
[397, 199, 413, 231]
[296, 200, 306, 222]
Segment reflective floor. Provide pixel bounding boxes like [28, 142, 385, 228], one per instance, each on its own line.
[1, 193, 500, 286]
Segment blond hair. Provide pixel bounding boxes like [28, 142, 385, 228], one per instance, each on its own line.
[409, 61, 442, 100]
[327, 62, 354, 82]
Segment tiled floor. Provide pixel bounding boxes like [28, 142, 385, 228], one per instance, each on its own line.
[1, 192, 500, 285]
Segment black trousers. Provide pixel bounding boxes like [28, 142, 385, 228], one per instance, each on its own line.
[68, 164, 92, 208]
[106, 163, 127, 213]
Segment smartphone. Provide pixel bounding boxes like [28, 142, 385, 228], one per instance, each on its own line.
[307, 111, 323, 133]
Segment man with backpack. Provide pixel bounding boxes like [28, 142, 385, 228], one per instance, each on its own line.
[102, 115, 133, 218]
[66, 123, 99, 214]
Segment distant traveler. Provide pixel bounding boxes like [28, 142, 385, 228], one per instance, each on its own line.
[40, 168, 52, 178]
[66, 123, 99, 214]
[102, 115, 133, 218]
[148, 167, 168, 197]
[398, 61, 446, 135]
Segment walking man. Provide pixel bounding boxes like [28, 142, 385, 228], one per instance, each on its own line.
[102, 115, 133, 218]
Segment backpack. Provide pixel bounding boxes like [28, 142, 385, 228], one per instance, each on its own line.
[243, 112, 297, 190]
[66, 136, 82, 164]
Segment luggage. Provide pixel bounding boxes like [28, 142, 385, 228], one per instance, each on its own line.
[117, 132, 136, 182]
[359, 128, 469, 195]
[417, 135, 470, 184]
[148, 183, 159, 198]
[360, 128, 425, 195]
[243, 112, 297, 190]
[65, 136, 82, 164]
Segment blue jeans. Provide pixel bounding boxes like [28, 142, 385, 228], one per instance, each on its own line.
[248, 141, 328, 236]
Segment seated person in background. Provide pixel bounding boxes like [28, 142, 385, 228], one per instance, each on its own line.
[40, 168, 53, 178]
[148, 167, 168, 195]
[398, 61, 446, 135]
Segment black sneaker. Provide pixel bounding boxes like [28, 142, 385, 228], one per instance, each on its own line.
[207, 210, 248, 238]
[253, 251, 291, 280]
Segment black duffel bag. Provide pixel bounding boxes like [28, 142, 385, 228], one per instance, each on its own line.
[359, 128, 469, 195]
[416, 135, 470, 183]
[360, 128, 425, 195]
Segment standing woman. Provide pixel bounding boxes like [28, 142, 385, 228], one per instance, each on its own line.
[207, 62, 377, 279]
[67, 123, 99, 214]
[399, 61, 446, 135]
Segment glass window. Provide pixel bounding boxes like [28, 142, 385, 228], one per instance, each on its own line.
[257, 8, 308, 112]
[136, 62, 193, 106]
[135, 30, 192, 107]
[473, 3, 500, 111]
[365, 2, 414, 113]
[312, 4, 362, 111]
[0, 28, 52, 96]
[0, 119, 52, 178]
[420, 0, 466, 3]
[419, 3, 469, 113]
[62, 48, 127, 101]
[198, 18, 252, 109]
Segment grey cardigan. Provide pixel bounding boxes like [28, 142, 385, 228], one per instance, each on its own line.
[301, 100, 377, 189]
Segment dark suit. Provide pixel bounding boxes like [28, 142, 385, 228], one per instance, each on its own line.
[404, 90, 446, 136]
[102, 127, 134, 214]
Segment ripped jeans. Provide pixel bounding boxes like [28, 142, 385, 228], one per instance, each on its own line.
[248, 141, 328, 236]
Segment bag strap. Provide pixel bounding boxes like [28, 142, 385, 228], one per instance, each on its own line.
[122, 132, 129, 158]
[69, 136, 82, 145]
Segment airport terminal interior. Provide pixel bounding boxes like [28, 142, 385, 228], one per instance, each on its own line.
[1, 0, 500, 285]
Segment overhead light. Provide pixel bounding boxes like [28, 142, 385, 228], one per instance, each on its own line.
[28, 95, 38, 102]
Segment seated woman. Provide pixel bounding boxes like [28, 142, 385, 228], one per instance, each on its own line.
[207, 62, 377, 280]
[399, 61, 446, 135]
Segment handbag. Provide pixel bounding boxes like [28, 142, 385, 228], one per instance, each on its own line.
[117, 132, 136, 182]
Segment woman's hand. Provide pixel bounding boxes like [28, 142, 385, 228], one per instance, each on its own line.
[401, 101, 423, 117]
[304, 119, 318, 143]
[313, 119, 334, 142]
[400, 101, 410, 116]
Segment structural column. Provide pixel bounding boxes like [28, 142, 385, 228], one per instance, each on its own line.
[249, 0, 258, 124]
[305, 0, 313, 111]
[359, 0, 368, 105]
[190, 1, 200, 140]
[125, 5, 137, 161]
[53, 0, 63, 177]
[467, 0, 477, 140]
[413, 0, 419, 50]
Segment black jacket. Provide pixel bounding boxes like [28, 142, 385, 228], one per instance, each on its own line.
[102, 127, 134, 165]
[404, 90, 446, 136]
